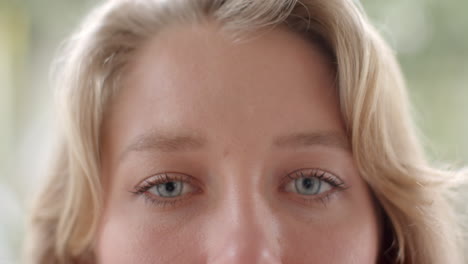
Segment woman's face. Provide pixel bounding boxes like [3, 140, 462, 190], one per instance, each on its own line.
[97, 24, 381, 263]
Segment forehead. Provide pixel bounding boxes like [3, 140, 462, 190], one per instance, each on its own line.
[104, 22, 343, 156]
[126, 23, 335, 97]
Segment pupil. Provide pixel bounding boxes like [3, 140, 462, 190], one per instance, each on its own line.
[165, 182, 176, 192]
[302, 178, 312, 189]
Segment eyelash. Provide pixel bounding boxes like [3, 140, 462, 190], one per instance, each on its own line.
[130, 169, 348, 208]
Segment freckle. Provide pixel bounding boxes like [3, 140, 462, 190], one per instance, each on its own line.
[223, 149, 230, 157]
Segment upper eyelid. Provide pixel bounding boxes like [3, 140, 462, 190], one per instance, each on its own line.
[134, 172, 203, 194]
[134, 168, 345, 191]
[281, 168, 344, 185]
[135, 172, 190, 187]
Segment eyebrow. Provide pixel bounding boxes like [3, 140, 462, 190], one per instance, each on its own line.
[273, 131, 350, 151]
[119, 130, 350, 161]
[119, 131, 207, 161]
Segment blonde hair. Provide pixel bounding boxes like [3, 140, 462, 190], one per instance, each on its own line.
[26, 0, 466, 263]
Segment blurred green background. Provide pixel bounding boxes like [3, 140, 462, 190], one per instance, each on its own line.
[0, 0, 467, 263]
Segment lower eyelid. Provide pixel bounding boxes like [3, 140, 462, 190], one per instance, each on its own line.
[139, 188, 343, 210]
[282, 186, 347, 207]
[142, 194, 181, 208]
[141, 191, 199, 209]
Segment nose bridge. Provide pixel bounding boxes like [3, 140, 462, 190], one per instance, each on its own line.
[205, 167, 282, 264]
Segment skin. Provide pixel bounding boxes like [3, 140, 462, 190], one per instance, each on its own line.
[97, 23, 381, 263]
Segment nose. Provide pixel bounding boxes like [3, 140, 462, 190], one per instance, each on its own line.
[205, 190, 282, 264]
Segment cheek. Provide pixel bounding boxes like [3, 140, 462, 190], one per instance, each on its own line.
[96, 201, 380, 264]
[275, 186, 380, 263]
[279, 215, 379, 263]
[96, 210, 206, 264]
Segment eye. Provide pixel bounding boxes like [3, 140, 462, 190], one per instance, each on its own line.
[284, 169, 345, 196]
[291, 176, 332, 195]
[149, 180, 187, 197]
[131, 173, 198, 206]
